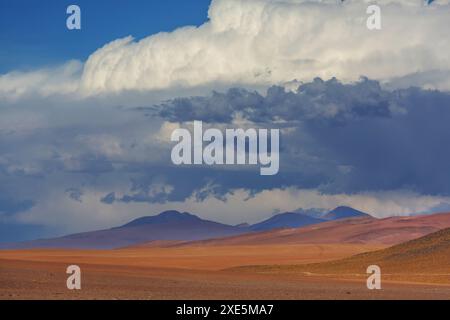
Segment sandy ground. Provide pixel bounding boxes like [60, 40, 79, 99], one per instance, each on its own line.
[1, 243, 449, 300]
[2, 259, 450, 300]
[0, 243, 384, 270]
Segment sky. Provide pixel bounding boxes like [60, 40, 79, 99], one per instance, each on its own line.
[1, 0, 450, 242]
[0, 0, 211, 73]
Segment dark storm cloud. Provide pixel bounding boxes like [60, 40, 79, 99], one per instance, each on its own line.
[65, 188, 83, 203]
[306, 87, 450, 195]
[0, 196, 34, 216]
[158, 78, 394, 124]
[0, 222, 54, 243]
[102, 166, 328, 205]
[154, 78, 450, 196]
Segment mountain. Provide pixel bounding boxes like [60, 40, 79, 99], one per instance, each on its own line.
[323, 206, 372, 220]
[292, 206, 371, 221]
[0, 211, 249, 250]
[249, 212, 325, 232]
[185, 212, 450, 247]
[121, 210, 201, 227]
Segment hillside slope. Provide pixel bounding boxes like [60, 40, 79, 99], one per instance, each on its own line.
[231, 227, 450, 285]
[184, 212, 450, 246]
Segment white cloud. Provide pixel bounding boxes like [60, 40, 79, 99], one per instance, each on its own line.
[80, 0, 450, 94]
[0, 60, 82, 100]
[155, 121, 181, 143]
[15, 186, 450, 232]
[198, 188, 450, 222]
[1, 0, 450, 100]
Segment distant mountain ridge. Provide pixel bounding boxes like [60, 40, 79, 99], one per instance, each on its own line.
[250, 206, 372, 232]
[186, 212, 450, 247]
[0, 210, 247, 250]
[0, 206, 373, 250]
[250, 212, 325, 232]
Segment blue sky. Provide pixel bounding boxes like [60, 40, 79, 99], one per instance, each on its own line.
[0, 0, 211, 73]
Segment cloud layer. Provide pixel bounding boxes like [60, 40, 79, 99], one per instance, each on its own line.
[1, 0, 450, 99]
[80, 0, 450, 93]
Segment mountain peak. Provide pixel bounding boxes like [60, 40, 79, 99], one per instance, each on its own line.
[250, 212, 325, 232]
[121, 210, 200, 228]
[158, 210, 192, 218]
[324, 206, 372, 220]
[235, 223, 250, 228]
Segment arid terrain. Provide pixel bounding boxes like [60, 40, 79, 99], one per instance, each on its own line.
[231, 228, 450, 286]
[2, 258, 449, 300]
[1, 239, 450, 300]
[1, 213, 450, 300]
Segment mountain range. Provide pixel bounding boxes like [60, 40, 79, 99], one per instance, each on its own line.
[0, 210, 246, 249]
[5, 206, 448, 250]
[188, 212, 450, 247]
[0, 206, 370, 249]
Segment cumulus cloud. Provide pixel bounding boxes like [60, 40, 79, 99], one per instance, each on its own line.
[80, 0, 450, 93]
[0, 61, 82, 100]
[1, 0, 450, 100]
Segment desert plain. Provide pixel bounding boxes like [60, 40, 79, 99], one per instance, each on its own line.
[2, 213, 450, 300]
[1, 241, 449, 300]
